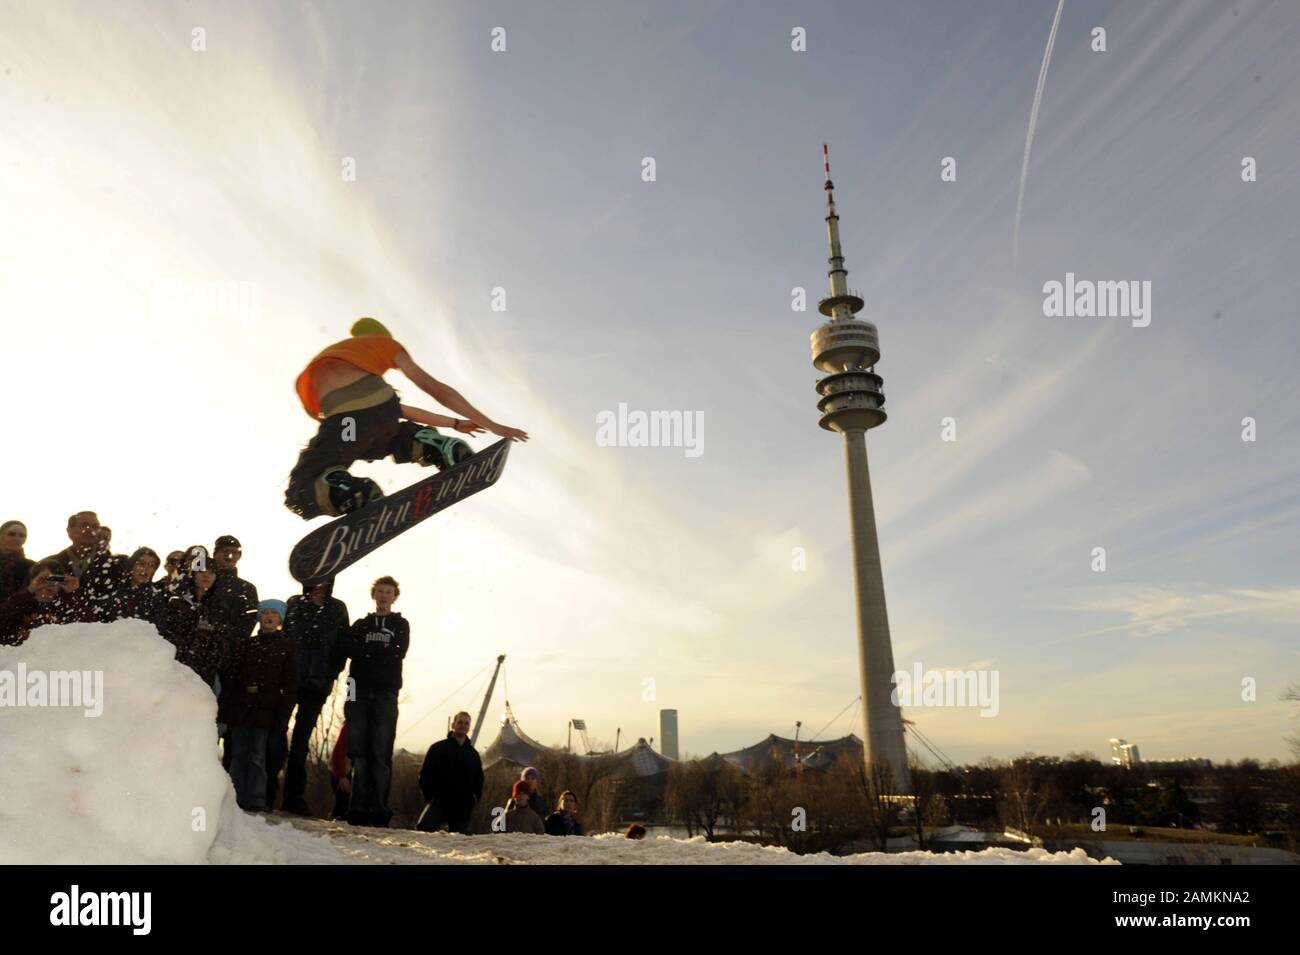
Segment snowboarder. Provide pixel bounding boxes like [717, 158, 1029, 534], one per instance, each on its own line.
[285, 317, 528, 520]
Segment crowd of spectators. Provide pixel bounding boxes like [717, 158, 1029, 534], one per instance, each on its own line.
[1, 512, 385, 821]
[3, 513, 591, 837]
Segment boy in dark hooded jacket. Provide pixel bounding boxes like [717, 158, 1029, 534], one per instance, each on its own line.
[341, 576, 409, 827]
[279, 578, 350, 814]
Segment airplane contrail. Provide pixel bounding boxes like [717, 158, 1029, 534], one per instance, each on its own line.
[1012, 0, 1065, 267]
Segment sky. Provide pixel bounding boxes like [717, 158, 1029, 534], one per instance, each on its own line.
[2, 0, 1298, 765]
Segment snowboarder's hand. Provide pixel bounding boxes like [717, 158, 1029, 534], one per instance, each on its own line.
[454, 418, 486, 436]
[489, 423, 530, 442]
[60, 575, 80, 594]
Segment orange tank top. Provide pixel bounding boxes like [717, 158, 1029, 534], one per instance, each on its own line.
[295, 335, 405, 418]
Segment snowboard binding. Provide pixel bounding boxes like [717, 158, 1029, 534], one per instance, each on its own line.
[412, 428, 472, 470]
[322, 467, 384, 516]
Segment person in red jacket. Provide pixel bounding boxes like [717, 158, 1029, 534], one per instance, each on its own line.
[284, 317, 527, 519]
[331, 723, 351, 820]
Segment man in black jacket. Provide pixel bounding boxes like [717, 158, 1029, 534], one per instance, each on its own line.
[280, 578, 350, 814]
[41, 511, 126, 622]
[208, 535, 259, 640]
[342, 576, 409, 827]
[415, 711, 483, 835]
[208, 536, 260, 773]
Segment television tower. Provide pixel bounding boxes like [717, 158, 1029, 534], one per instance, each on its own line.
[810, 144, 909, 792]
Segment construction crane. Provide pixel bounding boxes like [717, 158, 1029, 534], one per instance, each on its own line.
[470, 655, 506, 747]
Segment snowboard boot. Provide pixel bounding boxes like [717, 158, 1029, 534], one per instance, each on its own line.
[412, 427, 472, 470]
[322, 467, 384, 516]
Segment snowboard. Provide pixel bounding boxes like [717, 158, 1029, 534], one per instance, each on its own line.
[288, 438, 512, 585]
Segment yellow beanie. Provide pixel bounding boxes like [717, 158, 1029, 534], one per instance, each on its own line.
[350, 317, 392, 338]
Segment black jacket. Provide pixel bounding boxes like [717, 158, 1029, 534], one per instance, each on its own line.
[544, 812, 583, 837]
[208, 569, 259, 641]
[159, 577, 243, 686]
[418, 733, 484, 816]
[0, 589, 78, 646]
[217, 628, 299, 730]
[118, 580, 171, 627]
[0, 552, 34, 602]
[284, 593, 350, 694]
[343, 612, 409, 691]
[41, 546, 127, 622]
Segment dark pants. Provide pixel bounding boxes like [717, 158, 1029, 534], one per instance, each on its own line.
[229, 725, 270, 810]
[416, 802, 472, 835]
[345, 687, 399, 824]
[285, 392, 429, 519]
[282, 688, 329, 809]
[265, 712, 291, 807]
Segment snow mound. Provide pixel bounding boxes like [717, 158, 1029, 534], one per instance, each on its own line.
[1, 619, 1112, 866]
[0, 618, 337, 864]
[272, 819, 1115, 865]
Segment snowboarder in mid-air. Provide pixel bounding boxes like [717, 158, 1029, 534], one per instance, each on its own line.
[285, 317, 528, 520]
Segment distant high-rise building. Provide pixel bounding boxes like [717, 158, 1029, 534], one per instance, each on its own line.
[659, 709, 679, 760]
[1109, 738, 1141, 768]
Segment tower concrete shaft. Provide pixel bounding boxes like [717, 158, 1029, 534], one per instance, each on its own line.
[842, 431, 909, 791]
[811, 144, 910, 792]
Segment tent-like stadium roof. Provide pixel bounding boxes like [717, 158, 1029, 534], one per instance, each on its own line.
[719, 733, 863, 774]
[481, 712, 859, 777]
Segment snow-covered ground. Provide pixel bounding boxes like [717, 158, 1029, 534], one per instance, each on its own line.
[1, 620, 1113, 865]
[261, 817, 1110, 865]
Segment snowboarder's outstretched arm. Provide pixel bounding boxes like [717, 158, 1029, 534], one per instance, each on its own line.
[394, 350, 529, 442]
[396, 405, 485, 435]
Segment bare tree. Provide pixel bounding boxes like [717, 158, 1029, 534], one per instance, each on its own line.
[905, 759, 946, 849]
[997, 755, 1050, 838]
[1282, 683, 1300, 760]
[860, 758, 900, 851]
[663, 757, 744, 841]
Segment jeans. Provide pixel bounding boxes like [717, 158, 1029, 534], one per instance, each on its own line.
[229, 725, 270, 810]
[282, 689, 329, 808]
[345, 687, 399, 819]
[265, 713, 291, 807]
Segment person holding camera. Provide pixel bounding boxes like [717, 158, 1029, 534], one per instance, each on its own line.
[0, 561, 79, 645]
[41, 511, 126, 623]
